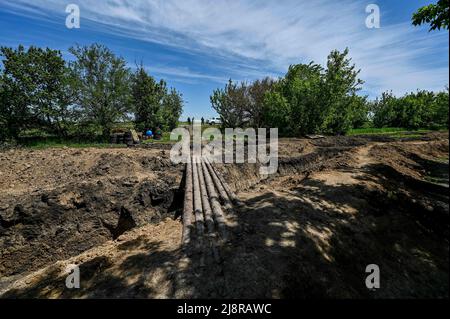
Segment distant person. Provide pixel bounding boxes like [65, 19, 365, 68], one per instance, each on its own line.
[187, 117, 191, 125]
[201, 117, 205, 125]
[154, 127, 162, 140]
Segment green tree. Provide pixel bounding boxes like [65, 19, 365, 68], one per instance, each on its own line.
[210, 79, 248, 128]
[399, 91, 434, 129]
[209, 48, 446, 137]
[285, 63, 324, 135]
[0, 76, 8, 141]
[246, 77, 276, 128]
[371, 91, 399, 128]
[131, 66, 166, 131]
[159, 88, 183, 131]
[322, 48, 364, 135]
[349, 95, 370, 129]
[211, 78, 276, 130]
[264, 63, 324, 136]
[412, 0, 449, 31]
[371, 89, 448, 129]
[262, 91, 291, 135]
[69, 44, 132, 138]
[432, 87, 449, 128]
[264, 49, 364, 136]
[0, 45, 72, 140]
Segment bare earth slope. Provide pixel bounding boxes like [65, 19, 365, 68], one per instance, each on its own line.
[1, 132, 448, 298]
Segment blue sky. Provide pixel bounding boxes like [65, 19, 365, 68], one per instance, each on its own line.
[0, 0, 448, 120]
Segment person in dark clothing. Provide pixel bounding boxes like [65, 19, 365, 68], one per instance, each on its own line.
[154, 127, 163, 140]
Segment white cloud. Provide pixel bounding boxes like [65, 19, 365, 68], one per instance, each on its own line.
[1, 0, 448, 96]
[144, 64, 229, 84]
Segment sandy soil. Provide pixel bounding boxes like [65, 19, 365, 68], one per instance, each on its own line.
[0, 132, 448, 298]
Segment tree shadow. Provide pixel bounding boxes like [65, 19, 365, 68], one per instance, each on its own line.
[2, 160, 448, 299]
[216, 154, 448, 298]
[1, 240, 184, 298]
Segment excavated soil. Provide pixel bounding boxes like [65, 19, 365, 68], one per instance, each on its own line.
[0, 132, 448, 298]
[0, 147, 184, 280]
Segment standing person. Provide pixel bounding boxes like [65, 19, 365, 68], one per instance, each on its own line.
[154, 127, 163, 140]
[143, 128, 148, 140]
[201, 117, 205, 125]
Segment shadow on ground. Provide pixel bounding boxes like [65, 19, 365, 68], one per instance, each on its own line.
[2, 144, 449, 299]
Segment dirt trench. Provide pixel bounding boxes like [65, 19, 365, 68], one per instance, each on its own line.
[0, 132, 449, 298]
[0, 148, 184, 281]
[198, 132, 449, 298]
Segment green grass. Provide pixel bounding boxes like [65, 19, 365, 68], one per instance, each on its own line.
[22, 139, 128, 149]
[437, 156, 450, 163]
[22, 129, 180, 149]
[16, 125, 448, 149]
[141, 132, 176, 144]
[25, 142, 127, 150]
[347, 126, 448, 136]
[347, 127, 426, 136]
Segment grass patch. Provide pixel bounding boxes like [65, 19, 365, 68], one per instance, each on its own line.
[23, 140, 127, 150]
[436, 156, 449, 163]
[347, 127, 429, 136]
[18, 135, 125, 149]
[141, 132, 176, 144]
[347, 127, 449, 136]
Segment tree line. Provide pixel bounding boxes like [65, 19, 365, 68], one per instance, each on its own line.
[210, 48, 449, 136]
[0, 44, 183, 142]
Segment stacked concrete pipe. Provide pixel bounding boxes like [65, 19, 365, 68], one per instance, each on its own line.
[182, 154, 239, 262]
